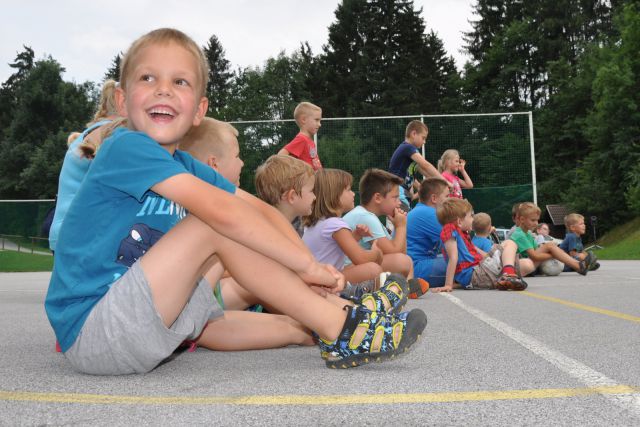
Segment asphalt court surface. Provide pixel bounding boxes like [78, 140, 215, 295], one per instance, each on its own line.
[0, 260, 638, 425]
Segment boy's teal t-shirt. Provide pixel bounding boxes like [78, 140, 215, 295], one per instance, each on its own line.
[45, 128, 236, 352]
[509, 226, 537, 257]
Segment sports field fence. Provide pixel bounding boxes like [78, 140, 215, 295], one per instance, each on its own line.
[0, 112, 535, 240]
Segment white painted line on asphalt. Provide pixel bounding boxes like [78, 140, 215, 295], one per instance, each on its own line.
[442, 293, 640, 419]
[0, 289, 45, 292]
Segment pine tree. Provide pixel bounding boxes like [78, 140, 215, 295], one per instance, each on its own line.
[104, 53, 122, 81]
[203, 35, 233, 118]
[316, 0, 460, 117]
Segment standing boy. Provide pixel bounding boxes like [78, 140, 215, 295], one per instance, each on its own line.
[406, 177, 450, 288]
[278, 102, 323, 171]
[434, 198, 528, 293]
[388, 120, 449, 210]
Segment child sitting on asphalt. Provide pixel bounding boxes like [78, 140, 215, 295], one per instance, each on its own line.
[45, 28, 426, 373]
[406, 177, 450, 289]
[559, 213, 600, 271]
[255, 155, 414, 314]
[302, 168, 384, 296]
[278, 102, 323, 171]
[342, 168, 429, 298]
[471, 212, 495, 253]
[255, 154, 316, 237]
[509, 203, 596, 276]
[433, 198, 528, 292]
[534, 222, 555, 246]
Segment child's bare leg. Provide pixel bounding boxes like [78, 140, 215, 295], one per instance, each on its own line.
[381, 253, 412, 278]
[343, 262, 383, 284]
[538, 244, 580, 270]
[519, 259, 537, 276]
[197, 311, 314, 350]
[140, 214, 346, 340]
[219, 278, 260, 310]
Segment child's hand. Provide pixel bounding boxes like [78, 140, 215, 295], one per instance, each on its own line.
[459, 159, 466, 170]
[301, 262, 345, 294]
[370, 240, 384, 263]
[389, 207, 407, 227]
[353, 224, 372, 240]
[432, 284, 453, 293]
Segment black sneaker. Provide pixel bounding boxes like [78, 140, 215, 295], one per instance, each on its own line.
[318, 305, 427, 369]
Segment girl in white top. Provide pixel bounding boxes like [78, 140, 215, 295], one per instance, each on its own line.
[303, 169, 384, 286]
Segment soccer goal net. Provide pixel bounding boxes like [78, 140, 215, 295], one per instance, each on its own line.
[231, 112, 535, 228]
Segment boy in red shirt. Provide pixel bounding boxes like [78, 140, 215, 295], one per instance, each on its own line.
[278, 102, 323, 170]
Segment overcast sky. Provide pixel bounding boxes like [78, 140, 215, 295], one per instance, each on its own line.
[1, 0, 475, 85]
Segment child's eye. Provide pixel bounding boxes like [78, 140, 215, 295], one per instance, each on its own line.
[141, 74, 154, 82]
[175, 78, 189, 86]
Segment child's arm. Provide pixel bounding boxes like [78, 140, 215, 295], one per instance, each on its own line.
[236, 188, 309, 253]
[410, 152, 451, 185]
[458, 159, 474, 189]
[277, 147, 290, 156]
[333, 229, 383, 265]
[153, 174, 340, 290]
[375, 208, 407, 254]
[433, 238, 458, 293]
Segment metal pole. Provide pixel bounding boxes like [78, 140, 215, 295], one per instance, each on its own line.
[528, 111, 538, 205]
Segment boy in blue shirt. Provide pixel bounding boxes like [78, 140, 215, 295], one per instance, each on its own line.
[472, 212, 495, 253]
[407, 177, 450, 288]
[45, 28, 426, 374]
[559, 213, 600, 271]
[388, 120, 449, 210]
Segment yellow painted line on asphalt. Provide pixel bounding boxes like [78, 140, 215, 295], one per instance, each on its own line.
[521, 291, 640, 323]
[1, 385, 638, 406]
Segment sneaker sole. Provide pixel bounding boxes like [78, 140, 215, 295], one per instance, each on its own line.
[325, 309, 428, 369]
[496, 280, 528, 291]
[408, 278, 429, 299]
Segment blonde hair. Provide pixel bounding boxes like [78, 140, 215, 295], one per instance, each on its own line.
[359, 168, 403, 205]
[119, 28, 209, 97]
[293, 102, 321, 125]
[304, 169, 352, 227]
[418, 177, 449, 203]
[564, 213, 584, 228]
[78, 118, 129, 159]
[517, 202, 541, 218]
[437, 198, 473, 226]
[180, 117, 238, 162]
[88, 79, 119, 126]
[405, 120, 428, 138]
[472, 212, 492, 235]
[437, 149, 459, 173]
[255, 155, 315, 206]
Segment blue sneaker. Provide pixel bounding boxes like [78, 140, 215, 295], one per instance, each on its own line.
[319, 305, 427, 369]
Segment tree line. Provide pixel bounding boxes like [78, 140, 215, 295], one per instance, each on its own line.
[0, 0, 638, 233]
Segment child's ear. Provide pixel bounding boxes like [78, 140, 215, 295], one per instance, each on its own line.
[115, 86, 128, 117]
[192, 96, 208, 126]
[373, 193, 383, 204]
[206, 155, 218, 170]
[281, 189, 296, 204]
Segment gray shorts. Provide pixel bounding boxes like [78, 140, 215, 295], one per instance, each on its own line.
[65, 260, 223, 375]
[470, 246, 504, 289]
